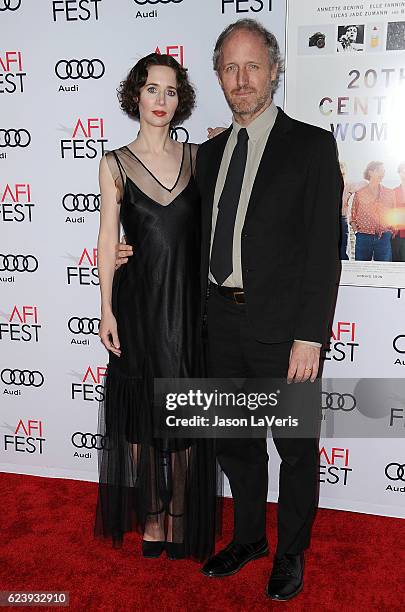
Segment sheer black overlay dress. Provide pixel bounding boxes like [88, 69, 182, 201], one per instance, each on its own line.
[94, 142, 221, 561]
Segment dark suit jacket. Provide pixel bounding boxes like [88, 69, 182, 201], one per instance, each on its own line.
[195, 108, 342, 346]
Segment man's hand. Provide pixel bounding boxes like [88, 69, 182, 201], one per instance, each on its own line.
[287, 342, 320, 383]
[115, 235, 133, 270]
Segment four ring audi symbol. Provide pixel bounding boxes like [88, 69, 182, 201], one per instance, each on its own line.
[55, 59, 105, 80]
[1, 368, 44, 387]
[385, 463, 405, 481]
[71, 432, 107, 450]
[321, 392, 356, 411]
[68, 317, 100, 335]
[134, 0, 184, 4]
[0, 254, 38, 272]
[62, 193, 101, 212]
[393, 335, 405, 354]
[0, 0, 21, 11]
[170, 126, 189, 143]
[0, 129, 31, 148]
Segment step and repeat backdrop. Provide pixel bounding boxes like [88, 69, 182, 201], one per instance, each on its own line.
[1, 0, 404, 519]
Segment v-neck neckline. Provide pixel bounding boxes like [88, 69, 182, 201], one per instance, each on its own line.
[124, 142, 185, 193]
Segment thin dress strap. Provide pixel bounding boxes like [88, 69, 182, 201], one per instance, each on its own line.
[112, 151, 126, 185]
[189, 142, 195, 177]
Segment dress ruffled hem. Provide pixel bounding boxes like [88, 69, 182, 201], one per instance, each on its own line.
[94, 365, 222, 561]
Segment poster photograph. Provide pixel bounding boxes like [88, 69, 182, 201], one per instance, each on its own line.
[285, 0, 405, 287]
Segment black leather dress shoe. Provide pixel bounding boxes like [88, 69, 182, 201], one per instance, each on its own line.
[266, 553, 304, 601]
[201, 537, 268, 577]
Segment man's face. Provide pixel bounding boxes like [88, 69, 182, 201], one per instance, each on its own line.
[346, 26, 358, 41]
[217, 30, 277, 117]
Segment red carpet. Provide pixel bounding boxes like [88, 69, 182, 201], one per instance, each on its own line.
[0, 472, 404, 611]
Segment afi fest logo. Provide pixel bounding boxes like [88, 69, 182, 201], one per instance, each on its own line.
[221, 0, 272, 13]
[3, 419, 46, 455]
[52, 0, 102, 21]
[71, 365, 106, 401]
[0, 305, 41, 342]
[68, 315, 100, 346]
[62, 193, 100, 225]
[66, 247, 99, 286]
[0, 253, 38, 285]
[319, 446, 353, 486]
[155, 45, 184, 66]
[323, 321, 359, 362]
[0, 183, 34, 223]
[60, 118, 108, 159]
[0, 50, 26, 94]
[384, 462, 405, 494]
[393, 333, 405, 367]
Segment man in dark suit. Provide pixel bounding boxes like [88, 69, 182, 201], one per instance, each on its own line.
[196, 19, 342, 600]
[115, 18, 341, 601]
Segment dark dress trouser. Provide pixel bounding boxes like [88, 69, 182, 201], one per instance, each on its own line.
[206, 285, 319, 556]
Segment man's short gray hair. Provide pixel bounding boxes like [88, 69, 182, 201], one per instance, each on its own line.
[212, 18, 284, 96]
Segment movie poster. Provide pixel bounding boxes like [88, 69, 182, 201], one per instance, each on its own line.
[285, 0, 405, 287]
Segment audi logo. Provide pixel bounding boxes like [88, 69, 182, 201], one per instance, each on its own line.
[0, 254, 38, 272]
[170, 126, 189, 143]
[321, 392, 356, 411]
[72, 432, 108, 450]
[55, 59, 105, 80]
[385, 463, 405, 481]
[393, 335, 405, 354]
[1, 368, 44, 387]
[68, 317, 100, 335]
[0, 0, 21, 10]
[0, 129, 31, 148]
[62, 193, 100, 212]
[134, 0, 183, 4]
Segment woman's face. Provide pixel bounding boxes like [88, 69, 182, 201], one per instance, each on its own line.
[369, 164, 385, 181]
[137, 64, 179, 127]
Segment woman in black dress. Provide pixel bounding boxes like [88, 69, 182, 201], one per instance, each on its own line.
[94, 54, 219, 561]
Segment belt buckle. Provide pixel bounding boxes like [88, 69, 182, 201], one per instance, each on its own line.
[233, 290, 244, 304]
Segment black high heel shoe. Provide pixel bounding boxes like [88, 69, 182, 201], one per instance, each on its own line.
[142, 540, 165, 558]
[165, 542, 185, 560]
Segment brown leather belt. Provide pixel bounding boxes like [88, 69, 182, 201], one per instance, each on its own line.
[212, 283, 245, 304]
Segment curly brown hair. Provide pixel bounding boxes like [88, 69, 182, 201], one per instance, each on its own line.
[117, 53, 196, 125]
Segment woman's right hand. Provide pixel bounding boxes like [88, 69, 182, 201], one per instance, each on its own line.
[99, 310, 121, 357]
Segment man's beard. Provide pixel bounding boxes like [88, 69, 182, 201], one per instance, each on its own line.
[224, 85, 272, 116]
